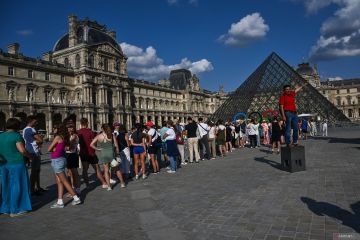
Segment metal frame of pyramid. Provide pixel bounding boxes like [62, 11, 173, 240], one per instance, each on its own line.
[211, 52, 349, 122]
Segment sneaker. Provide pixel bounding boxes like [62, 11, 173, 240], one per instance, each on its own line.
[201, 158, 205, 161]
[120, 183, 126, 188]
[110, 179, 117, 184]
[102, 184, 109, 189]
[166, 166, 171, 170]
[107, 186, 112, 191]
[135, 174, 139, 180]
[50, 202, 64, 209]
[142, 174, 147, 180]
[10, 211, 28, 217]
[211, 157, 216, 160]
[167, 170, 176, 174]
[181, 162, 188, 165]
[71, 198, 81, 206]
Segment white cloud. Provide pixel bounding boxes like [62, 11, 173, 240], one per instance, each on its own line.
[120, 42, 213, 81]
[218, 13, 269, 47]
[16, 29, 33, 36]
[297, 0, 360, 61]
[328, 76, 343, 81]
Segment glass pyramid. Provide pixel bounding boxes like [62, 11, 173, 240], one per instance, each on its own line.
[211, 52, 349, 122]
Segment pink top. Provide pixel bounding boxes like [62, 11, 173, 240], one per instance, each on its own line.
[51, 141, 65, 159]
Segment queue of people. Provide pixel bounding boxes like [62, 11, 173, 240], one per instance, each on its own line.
[0, 113, 321, 217]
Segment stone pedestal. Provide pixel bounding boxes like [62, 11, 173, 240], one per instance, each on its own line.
[281, 145, 306, 173]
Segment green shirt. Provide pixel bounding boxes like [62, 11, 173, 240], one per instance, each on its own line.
[0, 132, 25, 165]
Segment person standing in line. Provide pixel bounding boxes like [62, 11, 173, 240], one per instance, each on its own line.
[184, 117, 200, 163]
[254, 120, 260, 147]
[197, 117, 211, 160]
[175, 123, 186, 165]
[247, 119, 257, 148]
[280, 83, 307, 147]
[48, 124, 81, 208]
[65, 123, 81, 196]
[0, 118, 33, 217]
[77, 118, 106, 188]
[145, 121, 160, 174]
[130, 123, 147, 180]
[159, 122, 169, 165]
[162, 120, 180, 173]
[90, 124, 118, 191]
[23, 115, 45, 196]
[271, 117, 281, 154]
[116, 124, 131, 179]
[216, 120, 227, 157]
[208, 121, 217, 159]
[301, 117, 309, 140]
[261, 120, 270, 145]
[225, 123, 233, 153]
[322, 120, 328, 137]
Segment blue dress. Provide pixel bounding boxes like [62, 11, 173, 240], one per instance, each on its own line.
[0, 132, 32, 214]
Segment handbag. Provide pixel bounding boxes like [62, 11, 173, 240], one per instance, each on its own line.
[176, 132, 184, 145]
[110, 156, 121, 168]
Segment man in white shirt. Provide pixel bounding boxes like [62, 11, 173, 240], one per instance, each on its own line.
[198, 117, 211, 160]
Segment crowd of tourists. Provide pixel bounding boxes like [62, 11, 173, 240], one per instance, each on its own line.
[0, 113, 328, 217]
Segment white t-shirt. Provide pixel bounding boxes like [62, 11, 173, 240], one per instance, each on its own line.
[164, 128, 176, 141]
[208, 126, 216, 139]
[217, 125, 225, 131]
[147, 128, 159, 143]
[197, 123, 209, 137]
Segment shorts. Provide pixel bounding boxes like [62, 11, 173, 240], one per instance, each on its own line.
[51, 157, 66, 174]
[30, 154, 41, 170]
[79, 154, 99, 165]
[133, 146, 145, 155]
[148, 145, 159, 155]
[66, 153, 79, 169]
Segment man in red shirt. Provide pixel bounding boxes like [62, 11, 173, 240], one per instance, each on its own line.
[279, 83, 307, 147]
[78, 118, 106, 188]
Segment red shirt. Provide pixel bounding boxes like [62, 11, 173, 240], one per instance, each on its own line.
[279, 90, 296, 112]
[78, 128, 95, 156]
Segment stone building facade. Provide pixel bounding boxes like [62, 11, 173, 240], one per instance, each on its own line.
[296, 63, 360, 121]
[0, 16, 226, 132]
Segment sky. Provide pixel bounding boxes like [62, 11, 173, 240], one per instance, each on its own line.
[1, 0, 359, 92]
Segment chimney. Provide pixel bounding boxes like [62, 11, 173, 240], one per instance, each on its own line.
[8, 43, 20, 55]
[42, 51, 53, 61]
[109, 30, 116, 39]
[68, 15, 78, 47]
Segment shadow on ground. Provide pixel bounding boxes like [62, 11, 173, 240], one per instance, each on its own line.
[312, 136, 360, 145]
[253, 157, 283, 171]
[301, 197, 360, 233]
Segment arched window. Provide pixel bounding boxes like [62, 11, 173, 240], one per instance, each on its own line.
[64, 58, 69, 67]
[88, 55, 94, 68]
[75, 54, 80, 68]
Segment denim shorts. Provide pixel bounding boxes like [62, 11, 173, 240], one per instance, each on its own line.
[133, 146, 145, 155]
[51, 157, 67, 174]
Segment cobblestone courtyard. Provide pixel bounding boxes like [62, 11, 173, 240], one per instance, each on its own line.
[0, 128, 359, 240]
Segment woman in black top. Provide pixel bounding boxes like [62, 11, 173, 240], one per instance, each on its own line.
[116, 124, 131, 179]
[271, 117, 281, 153]
[130, 123, 147, 180]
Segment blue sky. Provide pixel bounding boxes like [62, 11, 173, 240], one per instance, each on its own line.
[1, 0, 359, 92]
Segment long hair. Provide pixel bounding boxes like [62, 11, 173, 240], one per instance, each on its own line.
[54, 123, 69, 145]
[102, 124, 113, 139]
